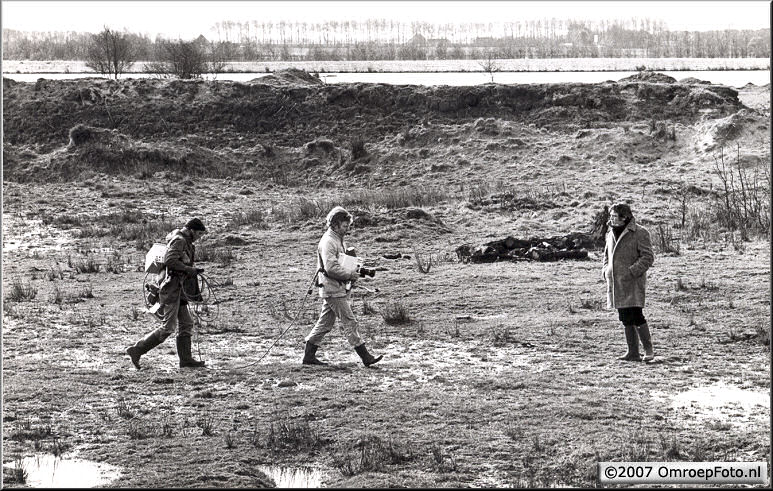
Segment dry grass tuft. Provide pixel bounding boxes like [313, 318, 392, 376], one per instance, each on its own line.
[333, 435, 414, 476]
[380, 300, 411, 325]
[4, 278, 38, 302]
[263, 418, 324, 453]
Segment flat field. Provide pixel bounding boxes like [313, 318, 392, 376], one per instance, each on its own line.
[2, 72, 770, 487]
[2, 57, 770, 74]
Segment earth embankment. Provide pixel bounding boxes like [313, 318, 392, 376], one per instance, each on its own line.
[3, 70, 743, 151]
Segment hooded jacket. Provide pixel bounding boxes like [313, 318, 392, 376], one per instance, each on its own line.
[602, 217, 654, 309]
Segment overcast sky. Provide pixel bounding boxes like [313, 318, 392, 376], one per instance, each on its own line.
[2, 1, 770, 40]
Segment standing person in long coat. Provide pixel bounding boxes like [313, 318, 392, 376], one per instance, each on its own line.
[602, 203, 656, 362]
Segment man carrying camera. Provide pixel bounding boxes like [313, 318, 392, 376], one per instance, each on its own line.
[127, 218, 208, 369]
[303, 206, 383, 367]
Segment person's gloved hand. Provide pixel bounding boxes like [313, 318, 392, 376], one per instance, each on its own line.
[195, 268, 205, 275]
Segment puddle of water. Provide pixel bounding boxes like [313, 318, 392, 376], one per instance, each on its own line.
[2, 217, 74, 253]
[652, 382, 770, 423]
[672, 383, 769, 411]
[3, 454, 122, 488]
[257, 465, 323, 488]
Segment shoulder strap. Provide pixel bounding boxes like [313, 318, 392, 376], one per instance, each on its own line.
[318, 250, 326, 274]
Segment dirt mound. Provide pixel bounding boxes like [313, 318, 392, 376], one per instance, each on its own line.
[3, 125, 246, 182]
[1, 75, 751, 183]
[67, 124, 126, 146]
[253, 68, 324, 86]
[619, 71, 677, 83]
[696, 108, 766, 151]
[679, 77, 712, 85]
[3, 76, 18, 89]
[3, 77, 744, 150]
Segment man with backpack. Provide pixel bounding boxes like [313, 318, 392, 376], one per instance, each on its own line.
[303, 206, 383, 367]
[127, 218, 207, 369]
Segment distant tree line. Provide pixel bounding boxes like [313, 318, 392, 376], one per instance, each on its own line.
[2, 17, 770, 62]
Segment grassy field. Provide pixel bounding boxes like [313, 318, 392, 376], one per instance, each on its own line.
[2, 77, 770, 487]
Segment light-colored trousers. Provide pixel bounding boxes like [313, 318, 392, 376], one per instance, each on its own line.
[305, 295, 363, 348]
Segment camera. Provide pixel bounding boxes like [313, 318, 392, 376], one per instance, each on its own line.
[358, 266, 376, 278]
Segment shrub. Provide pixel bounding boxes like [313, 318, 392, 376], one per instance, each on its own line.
[196, 245, 235, 266]
[68, 124, 94, 146]
[197, 413, 216, 436]
[652, 223, 680, 255]
[4, 279, 37, 302]
[712, 145, 770, 236]
[72, 256, 101, 274]
[226, 208, 269, 229]
[380, 300, 411, 325]
[11, 455, 28, 485]
[350, 138, 367, 160]
[116, 397, 135, 419]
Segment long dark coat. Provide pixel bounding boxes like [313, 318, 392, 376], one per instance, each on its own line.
[602, 218, 655, 309]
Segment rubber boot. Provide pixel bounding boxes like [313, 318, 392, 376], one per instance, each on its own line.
[126, 330, 165, 369]
[618, 324, 642, 362]
[636, 323, 655, 362]
[354, 343, 383, 367]
[177, 336, 205, 368]
[302, 341, 328, 366]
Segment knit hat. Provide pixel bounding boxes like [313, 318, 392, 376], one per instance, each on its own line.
[326, 206, 353, 227]
[185, 217, 207, 232]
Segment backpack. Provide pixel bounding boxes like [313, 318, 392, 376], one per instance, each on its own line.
[144, 230, 184, 274]
[144, 242, 168, 274]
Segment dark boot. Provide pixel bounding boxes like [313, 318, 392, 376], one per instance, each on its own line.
[302, 341, 328, 366]
[618, 324, 642, 362]
[177, 336, 205, 368]
[354, 343, 383, 367]
[126, 330, 165, 369]
[636, 323, 655, 362]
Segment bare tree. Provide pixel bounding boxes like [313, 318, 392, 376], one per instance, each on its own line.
[143, 39, 208, 79]
[478, 50, 500, 83]
[85, 26, 135, 79]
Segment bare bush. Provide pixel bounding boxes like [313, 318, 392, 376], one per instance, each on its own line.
[85, 26, 135, 79]
[144, 39, 208, 79]
[713, 145, 770, 236]
[652, 223, 681, 255]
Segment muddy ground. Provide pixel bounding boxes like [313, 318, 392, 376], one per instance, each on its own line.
[2, 70, 771, 487]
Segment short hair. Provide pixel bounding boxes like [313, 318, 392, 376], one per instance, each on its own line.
[326, 206, 353, 227]
[184, 217, 207, 232]
[610, 203, 633, 220]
